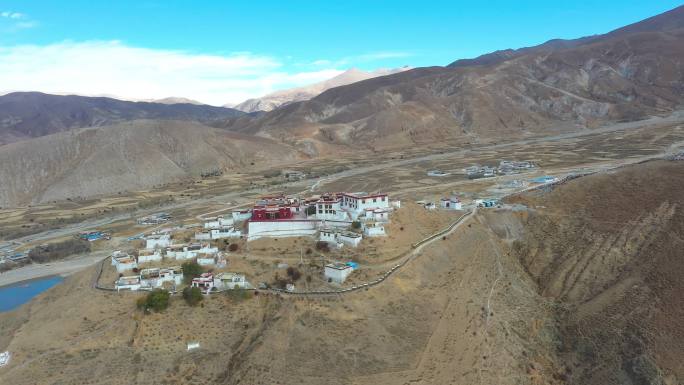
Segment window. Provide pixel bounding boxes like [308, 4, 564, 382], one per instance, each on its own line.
[373, 198, 377, 203]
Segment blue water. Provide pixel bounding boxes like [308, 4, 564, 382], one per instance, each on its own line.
[0, 276, 64, 312]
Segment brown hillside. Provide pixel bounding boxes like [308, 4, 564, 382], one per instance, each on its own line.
[508, 160, 684, 384]
[0, 120, 298, 207]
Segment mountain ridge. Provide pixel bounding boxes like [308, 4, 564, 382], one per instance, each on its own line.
[230, 67, 411, 113]
[224, 5, 684, 153]
[0, 92, 244, 145]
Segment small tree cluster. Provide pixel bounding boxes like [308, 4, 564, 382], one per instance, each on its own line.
[28, 239, 91, 263]
[136, 289, 170, 313]
[182, 286, 203, 307]
[181, 261, 203, 284]
[272, 272, 289, 289]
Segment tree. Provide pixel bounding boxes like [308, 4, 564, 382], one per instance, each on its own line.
[28, 239, 91, 263]
[137, 289, 170, 313]
[228, 243, 239, 252]
[351, 221, 362, 230]
[182, 261, 203, 284]
[182, 286, 203, 307]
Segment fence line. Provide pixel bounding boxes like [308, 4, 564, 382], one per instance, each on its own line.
[268, 211, 473, 296]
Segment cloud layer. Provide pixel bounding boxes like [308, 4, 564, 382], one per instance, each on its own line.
[0, 40, 345, 106]
[1, 10, 36, 29]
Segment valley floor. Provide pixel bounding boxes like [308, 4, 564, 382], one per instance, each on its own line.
[0, 159, 682, 384]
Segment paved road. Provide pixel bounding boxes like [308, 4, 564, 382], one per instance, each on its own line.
[0, 250, 110, 287]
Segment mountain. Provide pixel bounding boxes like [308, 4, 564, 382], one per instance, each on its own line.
[0, 92, 244, 145]
[149, 97, 205, 105]
[230, 67, 410, 113]
[449, 5, 684, 68]
[0, 120, 297, 207]
[227, 6, 684, 153]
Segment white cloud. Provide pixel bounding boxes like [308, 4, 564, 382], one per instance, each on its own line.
[0, 41, 347, 106]
[1, 10, 37, 30]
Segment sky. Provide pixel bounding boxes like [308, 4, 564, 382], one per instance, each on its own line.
[0, 1, 681, 106]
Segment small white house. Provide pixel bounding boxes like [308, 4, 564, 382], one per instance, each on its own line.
[112, 253, 138, 273]
[191, 273, 215, 293]
[137, 249, 162, 264]
[364, 208, 390, 222]
[440, 196, 462, 210]
[338, 231, 363, 247]
[324, 262, 354, 284]
[195, 226, 241, 240]
[319, 228, 338, 243]
[204, 217, 234, 229]
[166, 243, 218, 260]
[165, 244, 191, 260]
[140, 266, 183, 288]
[196, 254, 216, 266]
[0, 351, 10, 367]
[115, 276, 142, 291]
[214, 272, 248, 290]
[363, 222, 386, 237]
[145, 233, 171, 249]
[319, 228, 363, 248]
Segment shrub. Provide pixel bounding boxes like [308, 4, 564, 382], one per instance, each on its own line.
[182, 286, 203, 307]
[272, 272, 289, 289]
[315, 241, 330, 252]
[137, 289, 170, 313]
[181, 261, 203, 284]
[286, 266, 301, 281]
[228, 243, 239, 252]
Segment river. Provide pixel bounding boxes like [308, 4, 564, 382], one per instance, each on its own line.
[0, 276, 63, 312]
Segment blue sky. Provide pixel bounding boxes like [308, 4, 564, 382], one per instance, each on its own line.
[0, 1, 681, 105]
